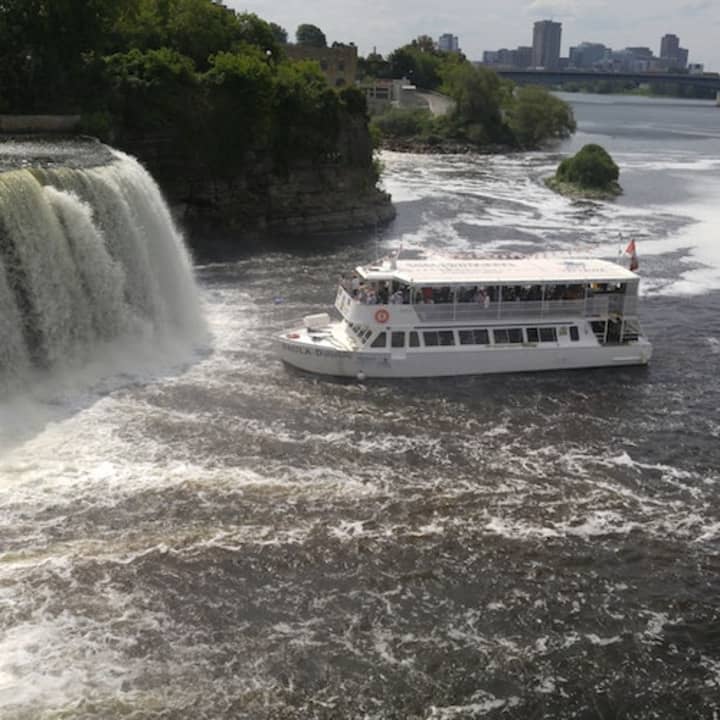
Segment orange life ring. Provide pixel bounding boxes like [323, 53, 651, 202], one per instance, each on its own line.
[374, 308, 390, 324]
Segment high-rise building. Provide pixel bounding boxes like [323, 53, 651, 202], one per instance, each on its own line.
[660, 34, 679, 59]
[660, 33, 688, 69]
[532, 20, 562, 69]
[438, 33, 460, 52]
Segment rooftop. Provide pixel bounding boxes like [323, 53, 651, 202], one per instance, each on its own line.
[358, 254, 639, 285]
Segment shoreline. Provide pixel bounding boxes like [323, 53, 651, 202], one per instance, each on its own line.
[544, 176, 622, 200]
[380, 138, 516, 155]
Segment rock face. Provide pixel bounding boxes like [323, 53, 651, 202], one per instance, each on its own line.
[119, 114, 395, 246]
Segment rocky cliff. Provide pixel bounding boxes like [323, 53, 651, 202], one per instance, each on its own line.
[119, 114, 394, 248]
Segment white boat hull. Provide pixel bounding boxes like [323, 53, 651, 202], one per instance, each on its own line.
[278, 338, 653, 378]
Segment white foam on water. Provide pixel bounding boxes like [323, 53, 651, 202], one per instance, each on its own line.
[585, 633, 622, 646]
[484, 515, 561, 540]
[0, 589, 169, 713]
[700, 655, 720, 689]
[428, 692, 521, 718]
[269, 619, 325, 648]
[642, 611, 682, 644]
[536, 676, 556, 694]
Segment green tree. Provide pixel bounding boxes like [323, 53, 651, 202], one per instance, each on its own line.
[0, 0, 127, 110]
[411, 35, 436, 53]
[201, 49, 275, 177]
[386, 43, 445, 88]
[556, 144, 619, 189]
[371, 108, 433, 138]
[103, 47, 199, 133]
[506, 85, 576, 148]
[441, 62, 508, 143]
[295, 23, 326, 48]
[269, 22, 287, 44]
[357, 51, 390, 80]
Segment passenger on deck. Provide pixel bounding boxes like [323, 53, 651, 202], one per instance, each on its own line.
[377, 284, 389, 304]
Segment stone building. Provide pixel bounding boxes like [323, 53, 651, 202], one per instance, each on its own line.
[285, 44, 358, 87]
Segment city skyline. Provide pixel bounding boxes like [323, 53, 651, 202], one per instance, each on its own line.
[484, 26, 695, 72]
[224, 0, 718, 70]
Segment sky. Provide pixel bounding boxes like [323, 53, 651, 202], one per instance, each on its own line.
[226, 0, 720, 70]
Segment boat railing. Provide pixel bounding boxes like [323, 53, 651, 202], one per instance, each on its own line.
[415, 296, 612, 323]
[337, 286, 624, 324]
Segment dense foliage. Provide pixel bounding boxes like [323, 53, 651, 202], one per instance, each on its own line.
[556, 144, 619, 189]
[506, 85, 577, 147]
[0, 1, 368, 178]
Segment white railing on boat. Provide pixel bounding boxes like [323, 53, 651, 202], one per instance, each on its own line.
[335, 287, 637, 325]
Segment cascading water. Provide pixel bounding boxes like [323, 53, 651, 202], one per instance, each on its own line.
[0, 144, 206, 398]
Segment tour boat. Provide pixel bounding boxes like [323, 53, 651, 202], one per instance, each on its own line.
[277, 252, 652, 378]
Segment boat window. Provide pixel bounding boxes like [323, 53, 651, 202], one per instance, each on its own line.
[570, 326, 579, 341]
[391, 331, 405, 348]
[493, 329, 509, 344]
[423, 331, 439, 346]
[438, 330, 455, 346]
[494, 328, 522, 344]
[409, 331, 420, 347]
[539, 327, 557, 342]
[459, 329, 489, 345]
[371, 332, 387, 348]
[526, 328, 539, 343]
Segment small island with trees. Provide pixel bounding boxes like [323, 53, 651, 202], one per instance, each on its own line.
[546, 144, 622, 199]
[361, 36, 576, 152]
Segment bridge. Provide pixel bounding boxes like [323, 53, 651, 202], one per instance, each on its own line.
[494, 69, 720, 103]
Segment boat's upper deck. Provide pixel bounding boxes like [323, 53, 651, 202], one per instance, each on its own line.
[358, 254, 639, 286]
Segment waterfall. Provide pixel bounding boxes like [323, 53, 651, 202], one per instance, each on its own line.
[0, 149, 206, 397]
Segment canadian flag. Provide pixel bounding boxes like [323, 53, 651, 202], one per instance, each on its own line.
[625, 239, 639, 271]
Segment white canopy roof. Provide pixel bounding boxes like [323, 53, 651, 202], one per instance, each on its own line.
[358, 255, 638, 285]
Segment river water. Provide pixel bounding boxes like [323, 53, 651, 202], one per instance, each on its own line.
[1, 95, 719, 718]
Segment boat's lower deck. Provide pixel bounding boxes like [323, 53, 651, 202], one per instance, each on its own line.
[278, 320, 652, 378]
